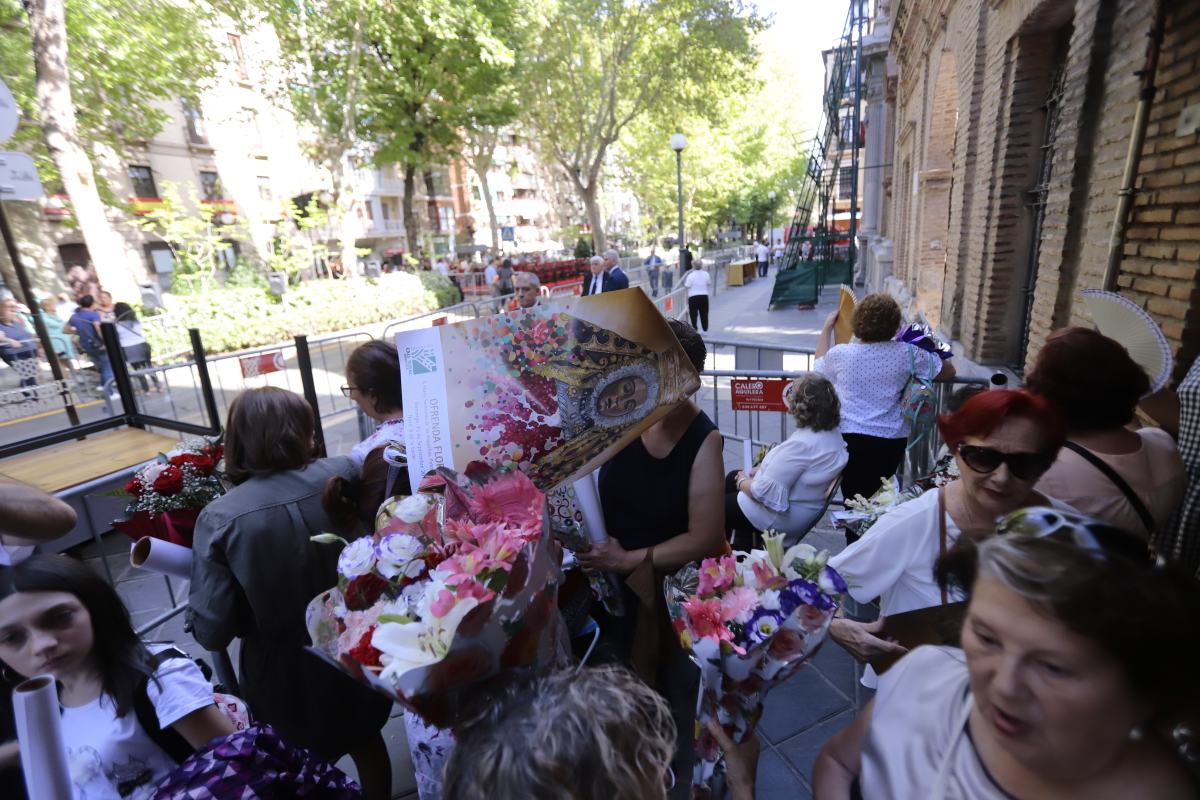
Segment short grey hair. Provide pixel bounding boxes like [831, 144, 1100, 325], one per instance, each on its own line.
[589, 255, 604, 266]
[513, 271, 540, 289]
[603, 248, 619, 262]
[785, 373, 840, 431]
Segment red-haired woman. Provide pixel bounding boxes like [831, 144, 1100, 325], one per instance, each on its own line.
[825, 389, 1071, 685]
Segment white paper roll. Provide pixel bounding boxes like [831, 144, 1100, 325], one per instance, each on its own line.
[130, 536, 192, 580]
[572, 474, 609, 545]
[13, 675, 72, 800]
[742, 438, 753, 474]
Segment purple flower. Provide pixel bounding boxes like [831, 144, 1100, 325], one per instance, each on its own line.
[786, 578, 835, 611]
[820, 566, 848, 595]
[747, 608, 785, 643]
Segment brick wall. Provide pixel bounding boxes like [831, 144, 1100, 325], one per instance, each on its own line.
[887, 0, 1199, 382]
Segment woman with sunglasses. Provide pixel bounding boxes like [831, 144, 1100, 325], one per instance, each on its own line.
[825, 390, 1068, 681]
[807, 509, 1199, 799]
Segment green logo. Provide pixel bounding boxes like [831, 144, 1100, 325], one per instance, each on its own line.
[406, 346, 438, 375]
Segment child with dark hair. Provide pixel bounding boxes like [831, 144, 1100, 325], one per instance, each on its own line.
[0, 555, 234, 799]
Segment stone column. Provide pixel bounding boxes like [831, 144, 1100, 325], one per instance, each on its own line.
[860, 14, 890, 293]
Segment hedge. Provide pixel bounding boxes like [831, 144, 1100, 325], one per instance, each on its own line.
[145, 271, 459, 358]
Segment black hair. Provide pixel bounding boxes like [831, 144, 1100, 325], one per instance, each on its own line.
[113, 302, 138, 323]
[667, 318, 706, 373]
[345, 340, 402, 414]
[0, 555, 156, 716]
[79, 295, 95, 308]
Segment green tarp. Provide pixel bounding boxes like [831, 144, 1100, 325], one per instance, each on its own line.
[768, 259, 853, 308]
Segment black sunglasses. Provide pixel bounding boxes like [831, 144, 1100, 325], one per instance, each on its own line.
[956, 443, 1054, 481]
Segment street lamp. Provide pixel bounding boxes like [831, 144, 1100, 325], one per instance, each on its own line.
[670, 133, 687, 269]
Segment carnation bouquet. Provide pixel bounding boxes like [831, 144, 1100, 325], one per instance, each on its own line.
[665, 533, 845, 798]
[305, 466, 563, 728]
[113, 438, 225, 547]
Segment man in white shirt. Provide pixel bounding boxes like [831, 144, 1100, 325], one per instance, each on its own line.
[434, 258, 449, 277]
[484, 260, 498, 294]
[682, 265, 711, 332]
[754, 240, 770, 277]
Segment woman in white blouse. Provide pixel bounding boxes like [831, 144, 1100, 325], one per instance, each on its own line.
[726, 374, 848, 547]
[815, 294, 954, 521]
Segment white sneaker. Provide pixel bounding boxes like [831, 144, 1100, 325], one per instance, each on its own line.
[108, 392, 121, 402]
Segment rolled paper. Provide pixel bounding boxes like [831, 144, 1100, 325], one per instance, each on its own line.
[13, 675, 72, 800]
[572, 473, 609, 545]
[130, 536, 192, 580]
[742, 438, 753, 474]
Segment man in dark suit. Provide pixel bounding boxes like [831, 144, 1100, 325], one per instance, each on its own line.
[602, 249, 629, 290]
[582, 256, 606, 296]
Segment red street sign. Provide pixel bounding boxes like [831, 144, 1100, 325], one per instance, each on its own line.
[432, 316, 448, 326]
[730, 378, 790, 412]
[239, 351, 286, 378]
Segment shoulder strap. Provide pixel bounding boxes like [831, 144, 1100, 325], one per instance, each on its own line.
[133, 647, 197, 764]
[1061, 441, 1155, 534]
[937, 489, 949, 606]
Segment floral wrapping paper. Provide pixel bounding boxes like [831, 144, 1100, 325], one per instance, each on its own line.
[305, 468, 565, 730]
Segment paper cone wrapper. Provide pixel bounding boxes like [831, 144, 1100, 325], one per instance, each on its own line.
[13, 675, 73, 800]
[742, 439, 753, 474]
[130, 536, 192, 580]
[570, 474, 609, 545]
[396, 288, 701, 494]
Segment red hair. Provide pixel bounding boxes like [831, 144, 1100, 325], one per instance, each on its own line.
[937, 389, 1065, 452]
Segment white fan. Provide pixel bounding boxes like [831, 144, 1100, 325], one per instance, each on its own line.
[1080, 289, 1173, 394]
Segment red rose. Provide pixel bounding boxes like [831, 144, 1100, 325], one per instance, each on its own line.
[124, 476, 143, 497]
[346, 626, 382, 668]
[344, 573, 390, 611]
[169, 453, 215, 474]
[152, 465, 185, 496]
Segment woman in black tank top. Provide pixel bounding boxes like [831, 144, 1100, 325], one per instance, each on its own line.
[577, 319, 726, 799]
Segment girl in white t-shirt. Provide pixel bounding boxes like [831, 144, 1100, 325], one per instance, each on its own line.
[0, 555, 234, 800]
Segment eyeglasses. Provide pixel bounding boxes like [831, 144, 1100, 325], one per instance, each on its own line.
[956, 443, 1054, 481]
[340, 385, 358, 398]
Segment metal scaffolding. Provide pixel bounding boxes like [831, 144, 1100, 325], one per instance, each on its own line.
[770, 0, 867, 309]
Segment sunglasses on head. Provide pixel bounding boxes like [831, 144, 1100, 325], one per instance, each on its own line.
[956, 443, 1054, 481]
[996, 507, 1158, 567]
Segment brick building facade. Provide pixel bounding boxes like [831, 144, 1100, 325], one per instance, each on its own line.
[869, 0, 1200, 383]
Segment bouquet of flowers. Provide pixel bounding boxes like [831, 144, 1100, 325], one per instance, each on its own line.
[113, 438, 225, 547]
[305, 466, 563, 728]
[666, 533, 846, 798]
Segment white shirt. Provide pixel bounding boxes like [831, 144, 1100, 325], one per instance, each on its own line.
[351, 418, 405, 466]
[484, 264, 498, 285]
[683, 269, 710, 297]
[62, 648, 214, 800]
[738, 428, 848, 534]
[588, 273, 603, 294]
[755, 242, 769, 262]
[863, 646, 1012, 799]
[815, 341, 943, 438]
[434, 260, 449, 276]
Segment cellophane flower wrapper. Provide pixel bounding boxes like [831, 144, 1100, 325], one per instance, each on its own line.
[305, 466, 564, 729]
[112, 437, 225, 548]
[894, 320, 953, 359]
[665, 536, 846, 799]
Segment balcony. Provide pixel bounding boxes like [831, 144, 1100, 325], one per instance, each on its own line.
[202, 199, 238, 215]
[363, 218, 405, 237]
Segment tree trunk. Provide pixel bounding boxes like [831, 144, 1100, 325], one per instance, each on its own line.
[27, 0, 139, 300]
[402, 164, 420, 258]
[338, 196, 357, 276]
[472, 163, 500, 253]
[581, 182, 605, 254]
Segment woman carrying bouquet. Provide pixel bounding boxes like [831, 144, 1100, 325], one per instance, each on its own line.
[188, 387, 392, 799]
[578, 318, 726, 798]
[811, 511, 1199, 799]
[725, 374, 848, 548]
[814, 293, 954, 519]
[0, 555, 235, 799]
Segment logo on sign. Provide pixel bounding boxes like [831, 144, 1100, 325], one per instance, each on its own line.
[239, 352, 286, 379]
[729, 378, 790, 412]
[405, 346, 439, 375]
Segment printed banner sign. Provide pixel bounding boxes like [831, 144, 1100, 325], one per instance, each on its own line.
[239, 351, 286, 379]
[730, 378, 790, 412]
[397, 289, 701, 493]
